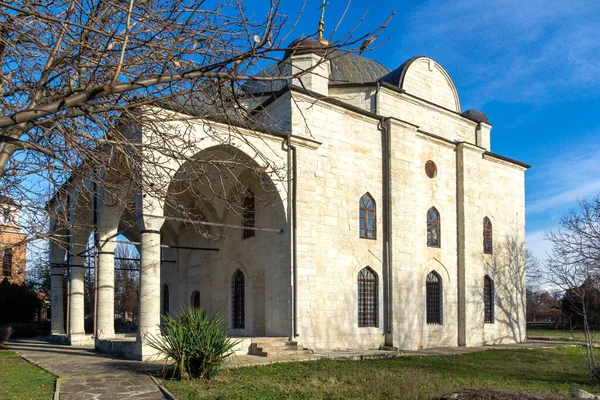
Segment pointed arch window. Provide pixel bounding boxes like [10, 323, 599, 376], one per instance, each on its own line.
[484, 275, 495, 323]
[427, 207, 440, 247]
[162, 284, 170, 315]
[2, 249, 12, 277]
[243, 190, 255, 239]
[359, 193, 376, 239]
[358, 267, 378, 327]
[483, 217, 493, 254]
[232, 269, 245, 329]
[426, 271, 443, 324]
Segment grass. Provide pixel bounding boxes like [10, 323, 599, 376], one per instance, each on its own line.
[0, 349, 56, 400]
[164, 347, 600, 399]
[527, 328, 600, 342]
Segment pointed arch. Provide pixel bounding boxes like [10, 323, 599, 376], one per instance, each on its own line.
[427, 207, 440, 247]
[426, 271, 443, 324]
[357, 267, 378, 327]
[191, 290, 200, 309]
[359, 193, 376, 239]
[231, 269, 245, 329]
[483, 217, 493, 254]
[484, 275, 495, 323]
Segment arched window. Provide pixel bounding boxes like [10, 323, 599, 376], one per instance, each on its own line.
[426, 271, 443, 324]
[358, 267, 378, 327]
[427, 207, 440, 247]
[162, 284, 170, 315]
[242, 190, 255, 239]
[191, 291, 200, 309]
[359, 193, 376, 239]
[232, 269, 245, 329]
[1, 249, 12, 277]
[484, 275, 494, 323]
[483, 217, 493, 254]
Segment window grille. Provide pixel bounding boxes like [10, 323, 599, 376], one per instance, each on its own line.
[359, 193, 376, 239]
[162, 284, 169, 315]
[243, 190, 255, 239]
[232, 269, 245, 329]
[427, 207, 440, 247]
[483, 217, 493, 254]
[1, 249, 11, 277]
[358, 267, 378, 327]
[426, 271, 442, 324]
[484, 275, 494, 323]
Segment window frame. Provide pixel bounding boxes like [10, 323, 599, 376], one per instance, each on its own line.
[427, 207, 441, 248]
[359, 193, 376, 240]
[484, 275, 495, 324]
[426, 271, 443, 325]
[483, 217, 493, 254]
[242, 190, 255, 239]
[231, 269, 245, 329]
[1, 249, 12, 277]
[358, 267, 378, 328]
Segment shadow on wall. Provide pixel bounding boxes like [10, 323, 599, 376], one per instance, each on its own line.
[486, 235, 527, 343]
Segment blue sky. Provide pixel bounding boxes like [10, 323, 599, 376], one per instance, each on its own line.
[266, 0, 600, 264]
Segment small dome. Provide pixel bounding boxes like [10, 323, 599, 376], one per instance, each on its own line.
[461, 109, 489, 124]
[283, 37, 327, 59]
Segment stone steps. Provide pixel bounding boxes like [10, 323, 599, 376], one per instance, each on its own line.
[248, 338, 311, 358]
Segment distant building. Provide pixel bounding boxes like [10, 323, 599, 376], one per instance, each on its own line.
[0, 196, 26, 285]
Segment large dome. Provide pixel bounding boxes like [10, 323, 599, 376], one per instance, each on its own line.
[244, 37, 390, 94]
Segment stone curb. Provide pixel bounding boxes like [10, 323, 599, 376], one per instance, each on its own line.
[149, 374, 177, 400]
[53, 378, 62, 400]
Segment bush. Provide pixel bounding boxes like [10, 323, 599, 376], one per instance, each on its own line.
[0, 279, 42, 323]
[148, 308, 239, 380]
[0, 322, 50, 338]
[0, 326, 11, 346]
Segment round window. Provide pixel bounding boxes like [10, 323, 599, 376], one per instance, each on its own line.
[425, 160, 437, 178]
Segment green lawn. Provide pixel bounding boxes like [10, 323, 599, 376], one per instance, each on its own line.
[0, 350, 56, 400]
[527, 328, 600, 342]
[164, 347, 599, 399]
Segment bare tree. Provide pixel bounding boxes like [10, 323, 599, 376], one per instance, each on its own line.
[0, 0, 393, 251]
[546, 196, 600, 380]
[114, 243, 139, 328]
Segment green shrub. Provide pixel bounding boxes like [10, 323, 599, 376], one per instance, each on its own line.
[0, 322, 50, 338]
[147, 308, 239, 380]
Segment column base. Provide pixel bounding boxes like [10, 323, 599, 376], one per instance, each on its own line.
[68, 333, 94, 346]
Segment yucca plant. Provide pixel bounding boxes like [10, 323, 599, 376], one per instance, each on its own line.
[147, 307, 239, 380]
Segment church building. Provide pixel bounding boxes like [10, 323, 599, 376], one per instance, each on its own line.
[47, 29, 528, 360]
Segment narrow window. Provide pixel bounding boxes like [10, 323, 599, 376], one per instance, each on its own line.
[483, 217, 493, 254]
[242, 190, 255, 239]
[358, 267, 378, 327]
[426, 271, 443, 324]
[232, 269, 245, 329]
[359, 193, 376, 239]
[2, 249, 12, 277]
[191, 291, 200, 309]
[162, 284, 170, 315]
[484, 275, 494, 323]
[427, 207, 440, 247]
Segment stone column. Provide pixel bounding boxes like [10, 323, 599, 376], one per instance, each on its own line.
[68, 239, 88, 344]
[95, 204, 121, 340]
[49, 240, 65, 335]
[136, 226, 162, 360]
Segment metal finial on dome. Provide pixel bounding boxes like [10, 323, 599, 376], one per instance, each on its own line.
[317, 0, 329, 45]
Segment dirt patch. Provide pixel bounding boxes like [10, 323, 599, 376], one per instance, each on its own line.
[440, 389, 568, 400]
[0, 357, 25, 365]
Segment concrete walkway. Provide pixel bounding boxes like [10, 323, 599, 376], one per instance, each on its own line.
[7, 339, 168, 400]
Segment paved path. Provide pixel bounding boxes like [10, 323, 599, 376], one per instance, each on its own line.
[8, 339, 168, 400]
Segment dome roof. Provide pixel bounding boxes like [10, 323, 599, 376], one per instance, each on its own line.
[244, 37, 390, 94]
[461, 109, 489, 124]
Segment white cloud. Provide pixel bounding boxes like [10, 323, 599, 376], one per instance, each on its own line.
[400, 0, 600, 106]
[526, 229, 551, 264]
